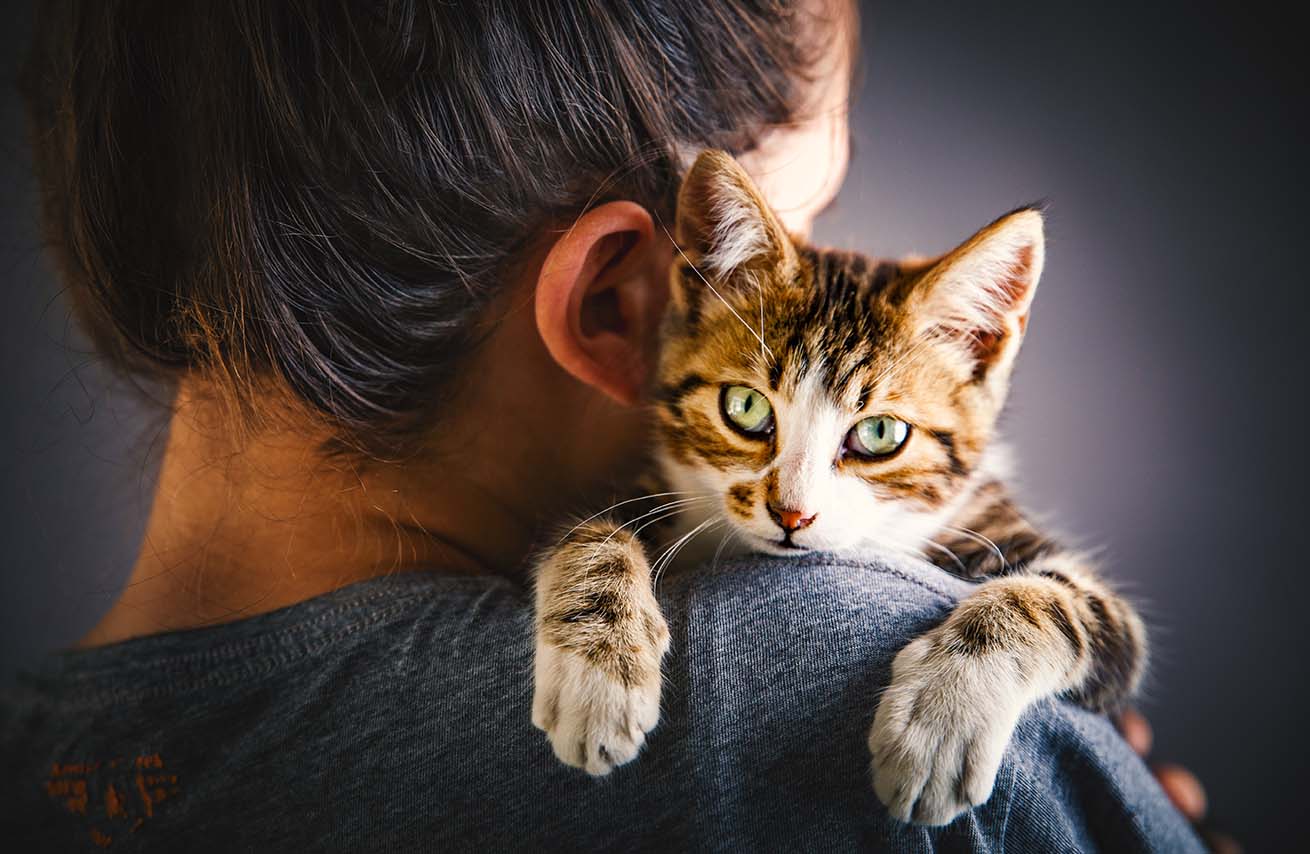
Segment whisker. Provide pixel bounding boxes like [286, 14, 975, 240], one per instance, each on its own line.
[598, 496, 714, 548]
[710, 526, 744, 571]
[652, 515, 722, 589]
[630, 500, 713, 539]
[920, 538, 968, 575]
[855, 528, 928, 562]
[561, 490, 701, 541]
[658, 221, 773, 359]
[940, 524, 1009, 572]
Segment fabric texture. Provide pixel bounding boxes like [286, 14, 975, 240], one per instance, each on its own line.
[0, 553, 1202, 852]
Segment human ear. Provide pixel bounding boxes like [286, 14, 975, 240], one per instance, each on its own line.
[534, 201, 663, 406]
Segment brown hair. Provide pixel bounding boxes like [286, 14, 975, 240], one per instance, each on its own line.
[21, 0, 843, 456]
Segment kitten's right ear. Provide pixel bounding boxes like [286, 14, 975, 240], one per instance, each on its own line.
[672, 150, 796, 311]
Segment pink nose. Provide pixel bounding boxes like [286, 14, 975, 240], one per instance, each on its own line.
[770, 506, 817, 533]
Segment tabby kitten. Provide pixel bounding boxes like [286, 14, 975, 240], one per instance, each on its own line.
[531, 150, 1146, 826]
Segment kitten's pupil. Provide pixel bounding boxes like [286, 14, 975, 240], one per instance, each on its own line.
[721, 385, 773, 435]
[849, 416, 909, 458]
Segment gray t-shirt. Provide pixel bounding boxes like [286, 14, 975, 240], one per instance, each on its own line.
[0, 554, 1202, 852]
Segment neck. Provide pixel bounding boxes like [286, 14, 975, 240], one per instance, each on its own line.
[78, 385, 552, 647]
[81, 288, 645, 648]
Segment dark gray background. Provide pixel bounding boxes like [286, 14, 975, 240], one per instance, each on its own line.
[1, 1, 1305, 848]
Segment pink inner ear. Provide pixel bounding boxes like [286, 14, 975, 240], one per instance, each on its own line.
[995, 244, 1035, 315]
[969, 243, 1035, 377]
[969, 329, 1004, 366]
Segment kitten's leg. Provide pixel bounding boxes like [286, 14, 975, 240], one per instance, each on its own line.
[924, 480, 1147, 710]
[869, 480, 1146, 825]
[532, 520, 670, 775]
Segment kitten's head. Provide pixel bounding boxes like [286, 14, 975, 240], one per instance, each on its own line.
[654, 150, 1044, 557]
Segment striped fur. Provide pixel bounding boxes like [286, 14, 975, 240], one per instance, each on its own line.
[532, 151, 1146, 826]
[532, 520, 669, 775]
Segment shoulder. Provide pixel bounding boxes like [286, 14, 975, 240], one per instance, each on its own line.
[666, 552, 971, 659]
[662, 553, 1201, 852]
[1000, 700, 1204, 852]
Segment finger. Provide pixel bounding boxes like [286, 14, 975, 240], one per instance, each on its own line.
[1116, 707, 1153, 756]
[1153, 762, 1207, 821]
[1198, 827, 1243, 854]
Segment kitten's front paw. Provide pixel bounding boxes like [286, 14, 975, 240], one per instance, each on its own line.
[868, 635, 1026, 825]
[532, 639, 664, 776]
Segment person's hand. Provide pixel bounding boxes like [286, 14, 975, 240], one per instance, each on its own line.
[1116, 708, 1241, 854]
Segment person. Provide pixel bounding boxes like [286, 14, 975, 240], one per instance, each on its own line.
[2, 1, 1217, 850]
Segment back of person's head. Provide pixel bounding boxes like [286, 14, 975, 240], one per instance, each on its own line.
[20, 0, 845, 457]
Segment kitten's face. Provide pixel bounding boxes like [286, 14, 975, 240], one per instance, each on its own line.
[654, 151, 1044, 558]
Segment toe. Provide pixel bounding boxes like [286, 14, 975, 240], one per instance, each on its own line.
[872, 745, 931, 823]
[913, 753, 967, 826]
[547, 717, 588, 770]
[586, 728, 642, 776]
[960, 731, 1007, 808]
[633, 681, 661, 733]
[531, 685, 558, 732]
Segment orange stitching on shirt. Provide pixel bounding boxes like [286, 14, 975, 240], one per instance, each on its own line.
[44, 754, 181, 848]
[133, 772, 153, 818]
[104, 784, 126, 819]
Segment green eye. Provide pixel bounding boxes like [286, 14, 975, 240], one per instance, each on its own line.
[846, 415, 909, 458]
[721, 385, 774, 435]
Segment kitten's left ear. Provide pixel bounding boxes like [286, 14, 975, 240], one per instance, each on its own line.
[671, 150, 797, 312]
[913, 207, 1045, 387]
